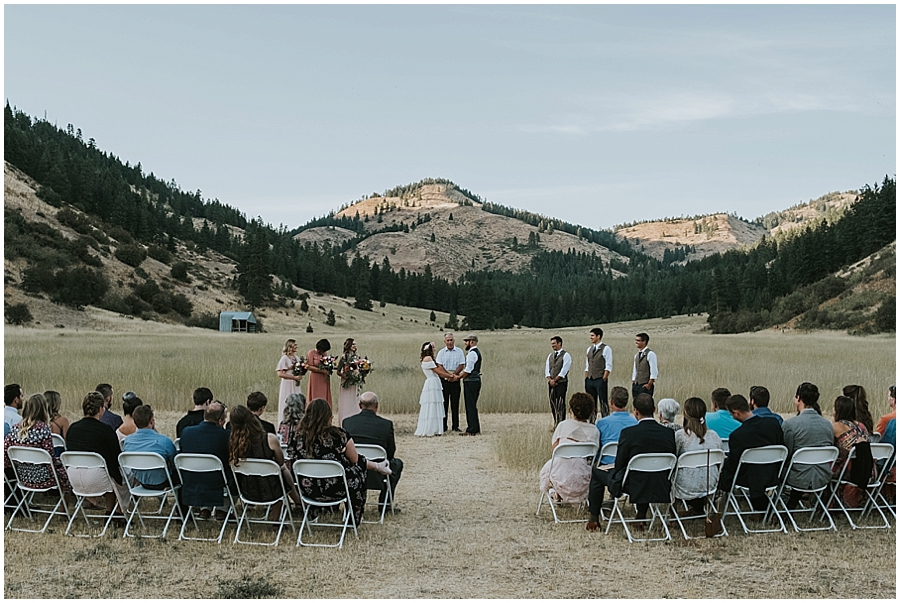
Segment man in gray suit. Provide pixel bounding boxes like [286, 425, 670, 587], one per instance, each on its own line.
[781, 382, 834, 509]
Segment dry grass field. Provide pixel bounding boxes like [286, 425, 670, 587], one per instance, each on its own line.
[3, 315, 897, 598]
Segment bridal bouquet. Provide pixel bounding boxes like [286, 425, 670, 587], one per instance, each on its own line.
[319, 354, 337, 375]
[339, 356, 374, 388]
[292, 356, 307, 377]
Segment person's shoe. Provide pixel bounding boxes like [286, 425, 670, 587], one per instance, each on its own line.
[586, 515, 600, 532]
[633, 519, 648, 532]
[214, 509, 228, 521]
[452, 427, 462, 432]
[198, 508, 211, 520]
[374, 460, 392, 475]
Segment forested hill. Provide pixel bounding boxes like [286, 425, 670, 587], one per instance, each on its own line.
[3, 103, 895, 334]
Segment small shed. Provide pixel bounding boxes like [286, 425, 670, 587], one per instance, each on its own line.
[219, 311, 258, 333]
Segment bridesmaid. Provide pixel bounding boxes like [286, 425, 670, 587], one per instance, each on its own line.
[276, 338, 304, 425]
[306, 339, 333, 412]
[337, 338, 362, 426]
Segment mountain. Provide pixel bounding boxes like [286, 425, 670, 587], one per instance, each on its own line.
[614, 192, 858, 264]
[294, 182, 629, 281]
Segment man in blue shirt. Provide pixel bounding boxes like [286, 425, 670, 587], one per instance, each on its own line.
[595, 387, 637, 464]
[750, 385, 783, 426]
[705, 387, 741, 439]
[123, 405, 177, 488]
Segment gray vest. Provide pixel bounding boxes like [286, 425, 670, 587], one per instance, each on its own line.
[634, 350, 651, 385]
[467, 348, 482, 381]
[548, 350, 567, 382]
[586, 343, 607, 379]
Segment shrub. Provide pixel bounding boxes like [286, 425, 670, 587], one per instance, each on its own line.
[147, 244, 172, 264]
[186, 312, 218, 329]
[115, 244, 147, 267]
[107, 226, 134, 245]
[171, 293, 193, 317]
[5, 303, 33, 325]
[170, 261, 190, 282]
[306, 322, 313, 333]
[55, 267, 109, 306]
[55, 208, 93, 235]
[36, 186, 62, 207]
[874, 296, 896, 332]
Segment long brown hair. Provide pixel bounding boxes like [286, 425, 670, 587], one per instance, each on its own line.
[682, 397, 708, 444]
[343, 338, 355, 355]
[842, 384, 873, 433]
[296, 398, 340, 459]
[228, 405, 265, 466]
[420, 342, 435, 361]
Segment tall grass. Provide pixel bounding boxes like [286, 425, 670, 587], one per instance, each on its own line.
[5, 316, 895, 423]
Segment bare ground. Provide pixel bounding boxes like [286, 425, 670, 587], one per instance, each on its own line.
[3, 412, 896, 599]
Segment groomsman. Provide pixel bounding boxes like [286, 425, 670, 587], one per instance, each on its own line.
[436, 332, 465, 432]
[545, 336, 572, 425]
[632, 332, 658, 399]
[584, 327, 613, 421]
[459, 335, 482, 436]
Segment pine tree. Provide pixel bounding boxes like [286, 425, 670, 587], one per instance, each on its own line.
[326, 309, 336, 326]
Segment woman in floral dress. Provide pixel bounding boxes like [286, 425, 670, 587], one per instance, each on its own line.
[4, 394, 71, 494]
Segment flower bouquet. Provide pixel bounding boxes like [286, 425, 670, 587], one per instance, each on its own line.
[319, 354, 337, 375]
[292, 356, 307, 377]
[339, 356, 374, 388]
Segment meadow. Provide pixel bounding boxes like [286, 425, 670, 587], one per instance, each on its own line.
[3, 315, 896, 598]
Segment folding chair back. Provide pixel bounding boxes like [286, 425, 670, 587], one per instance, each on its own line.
[60, 451, 117, 537]
[118, 451, 182, 539]
[722, 444, 788, 534]
[51, 433, 66, 452]
[605, 452, 677, 543]
[231, 458, 293, 546]
[870, 432, 882, 444]
[669, 449, 726, 540]
[174, 453, 235, 543]
[6, 446, 70, 533]
[721, 439, 729, 454]
[536, 441, 598, 524]
[597, 442, 618, 467]
[293, 459, 358, 548]
[354, 444, 394, 524]
[775, 446, 838, 532]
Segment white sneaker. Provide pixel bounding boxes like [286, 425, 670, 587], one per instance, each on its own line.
[374, 460, 392, 475]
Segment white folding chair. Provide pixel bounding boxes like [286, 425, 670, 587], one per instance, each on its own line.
[174, 454, 236, 543]
[864, 443, 896, 520]
[231, 458, 294, 546]
[721, 439, 729, 455]
[173, 438, 181, 453]
[354, 444, 395, 524]
[721, 445, 788, 534]
[51, 433, 67, 453]
[60, 451, 118, 538]
[773, 446, 838, 532]
[293, 459, 358, 548]
[536, 441, 599, 524]
[823, 444, 892, 529]
[596, 442, 618, 468]
[5, 446, 71, 533]
[605, 452, 677, 543]
[667, 449, 727, 540]
[118, 451, 182, 539]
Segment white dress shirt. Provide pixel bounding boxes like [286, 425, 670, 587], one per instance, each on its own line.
[545, 350, 573, 379]
[436, 346, 466, 374]
[463, 347, 480, 374]
[584, 343, 614, 373]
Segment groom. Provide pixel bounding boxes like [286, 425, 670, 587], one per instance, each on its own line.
[459, 334, 482, 436]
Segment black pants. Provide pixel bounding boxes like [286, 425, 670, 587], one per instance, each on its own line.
[441, 379, 461, 431]
[548, 381, 568, 424]
[584, 377, 609, 421]
[632, 382, 654, 401]
[588, 467, 648, 519]
[463, 379, 481, 434]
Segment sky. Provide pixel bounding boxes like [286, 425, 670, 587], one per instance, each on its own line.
[4, 4, 896, 231]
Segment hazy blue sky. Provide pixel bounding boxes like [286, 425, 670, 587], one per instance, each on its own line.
[5, 4, 895, 231]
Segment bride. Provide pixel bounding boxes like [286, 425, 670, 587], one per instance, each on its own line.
[415, 342, 446, 437]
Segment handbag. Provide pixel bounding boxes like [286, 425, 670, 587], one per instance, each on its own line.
[704, 448, 722, 538]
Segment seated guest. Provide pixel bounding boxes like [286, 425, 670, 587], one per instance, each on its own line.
[780, 382, 833, 509]
[180, 402, 233, 520]
[229, 405, 302, 510]
[843, 384, 875, 434]
[717, 394, 784, 512]
[874, 385, 895, 438]
[750, 385, 783, 426]
[176, 387, 213, 438]
[44, 390, 68, 457]
[586, 394, 676, 531]
[116, 392, 142, 445]
[96, 383, 123, 431]
[706, 387, 740, 439]
[4, 383, 23, 431]
[831, 395, 873, 508]
[278, 393, 306, 450]
[343, 391, 405, 509]
[4, 394, 72, 495]
[596, 387, 637, 465]
[66, 392, 130, 514]
[673, 397, 723, 515]
[657, 398, 682, 431]
[537, 392, 598, 504]
[227, 392, 276, 435]
[123, 405, 177, 489]
[287, 398, 391, 524]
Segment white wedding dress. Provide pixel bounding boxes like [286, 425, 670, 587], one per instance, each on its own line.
[415, 360, 445, 436]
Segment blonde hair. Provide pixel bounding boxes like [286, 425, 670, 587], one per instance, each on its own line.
[17, 394, 48, 440]
[282, 338, 297, 356]
[43, 391, 62, 419]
